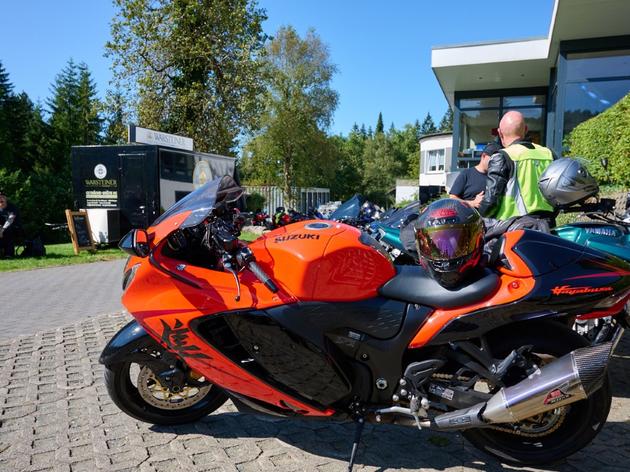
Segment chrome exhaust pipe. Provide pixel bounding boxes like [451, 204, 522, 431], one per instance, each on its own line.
[433, 341, 614, 431]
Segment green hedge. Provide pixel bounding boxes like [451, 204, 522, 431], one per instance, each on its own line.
[245, 192, 266, 212]
[566, 92, 630, 186]
[0, 169, 72, 243]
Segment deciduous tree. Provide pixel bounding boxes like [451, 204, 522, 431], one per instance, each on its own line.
[242, 26, 338, 205]
[107, 0, 268, 154]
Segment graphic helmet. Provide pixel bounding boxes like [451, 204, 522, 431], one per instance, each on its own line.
[413, 199, 484, 288]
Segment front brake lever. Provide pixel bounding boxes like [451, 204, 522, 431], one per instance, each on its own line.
[222, 254, 241, 301]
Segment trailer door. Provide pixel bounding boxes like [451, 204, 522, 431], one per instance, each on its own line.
[120, 152, 149, 229]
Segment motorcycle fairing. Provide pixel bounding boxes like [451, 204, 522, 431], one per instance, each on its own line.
[137, 309, 333, 417]
[411, 230, 630, 347]
[554, 222, 630, 262]
[191, 300, 432, 407]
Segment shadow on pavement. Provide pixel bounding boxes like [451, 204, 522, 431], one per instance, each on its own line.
[149, 333, 630, 471]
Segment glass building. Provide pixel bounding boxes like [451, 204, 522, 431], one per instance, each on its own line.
[430, 0, 630, 183]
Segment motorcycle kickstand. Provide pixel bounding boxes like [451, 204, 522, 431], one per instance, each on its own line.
[347, 417, 365, 472]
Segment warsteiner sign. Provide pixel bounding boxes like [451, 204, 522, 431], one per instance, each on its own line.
[129, 124, 194, 151]
[83, 163, 118, 208]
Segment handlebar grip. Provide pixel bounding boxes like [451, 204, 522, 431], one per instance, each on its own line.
[248, 261, 279, 293]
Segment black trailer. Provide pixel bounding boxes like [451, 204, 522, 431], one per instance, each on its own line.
[72, 144, 236, 243]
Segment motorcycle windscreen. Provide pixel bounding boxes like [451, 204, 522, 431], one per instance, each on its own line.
[384, 201, 421, 229]
[152, 175, 243, 230]
[329, 194, 363, 220]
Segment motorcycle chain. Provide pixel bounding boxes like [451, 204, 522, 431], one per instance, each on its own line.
[430, 373, 567, 438]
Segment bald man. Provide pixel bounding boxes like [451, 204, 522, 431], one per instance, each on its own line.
[478, 111, 556, 221]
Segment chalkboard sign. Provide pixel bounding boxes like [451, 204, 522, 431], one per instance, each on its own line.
[65, 210, 95, 254]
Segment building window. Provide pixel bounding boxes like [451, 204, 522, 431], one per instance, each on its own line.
[427, 149, 445, 172]
[562, 49, 630, 138]
[457, 155, 481, 169]
[458, 109, 500, 156]
[159, 150, 195, 182]
[455, 92, 546, 158]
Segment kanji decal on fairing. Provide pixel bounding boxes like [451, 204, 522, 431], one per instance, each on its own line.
[160, 319, 210, 359]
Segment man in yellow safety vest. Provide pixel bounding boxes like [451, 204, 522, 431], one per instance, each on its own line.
[478, 111, 556, 222]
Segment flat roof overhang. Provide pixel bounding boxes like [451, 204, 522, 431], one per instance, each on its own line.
[432, 0, 630, 107]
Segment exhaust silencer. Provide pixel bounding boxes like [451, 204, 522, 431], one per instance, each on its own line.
[433, 341, 614, 431]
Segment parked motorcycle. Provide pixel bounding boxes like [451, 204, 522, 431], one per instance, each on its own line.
[101, 175, 630, 469]
[369, 201, 421, 264]
[329, 194, 380, 229]
[250, 209, 269, 227]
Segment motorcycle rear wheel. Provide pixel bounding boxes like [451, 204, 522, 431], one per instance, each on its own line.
[104, 360, 228, 425]
[463, 322, 612, 465]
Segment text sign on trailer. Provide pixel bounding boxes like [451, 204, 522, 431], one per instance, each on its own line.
[128, 124, 194, 151]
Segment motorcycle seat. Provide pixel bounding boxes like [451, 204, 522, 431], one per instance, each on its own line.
[378, 266, 500, 309]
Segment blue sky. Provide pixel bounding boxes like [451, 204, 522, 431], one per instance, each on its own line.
[0, 0, 554, 136]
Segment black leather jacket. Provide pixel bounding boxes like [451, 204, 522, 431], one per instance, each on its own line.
[478, 140, 557, 217]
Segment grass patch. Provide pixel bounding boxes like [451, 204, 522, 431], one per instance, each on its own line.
[1, 230, 263, 273]
[240, 230, 262, 242]
[0, 243, 126, 273]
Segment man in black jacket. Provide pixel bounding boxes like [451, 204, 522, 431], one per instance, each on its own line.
[449, 142, 501, 208]
[0, 191, 20, 258]
[478, 111, 556, 221]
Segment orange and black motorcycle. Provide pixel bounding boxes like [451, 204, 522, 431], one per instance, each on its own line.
[101, 176, 630, 468]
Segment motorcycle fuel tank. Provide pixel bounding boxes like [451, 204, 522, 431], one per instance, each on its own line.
[249, 221, 396, 302]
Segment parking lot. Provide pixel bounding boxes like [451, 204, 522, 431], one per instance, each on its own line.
[0, 261, 629, 471]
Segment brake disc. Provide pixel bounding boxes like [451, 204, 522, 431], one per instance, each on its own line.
[136, 365, 212, 410]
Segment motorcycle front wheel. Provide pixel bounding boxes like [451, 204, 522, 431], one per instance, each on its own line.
[104, 360, 228, 425]
[463, 322, 612, 465]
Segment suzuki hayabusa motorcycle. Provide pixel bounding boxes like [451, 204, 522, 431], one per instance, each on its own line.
[371, 198, 630, 343]
[101, 176, 630, 469]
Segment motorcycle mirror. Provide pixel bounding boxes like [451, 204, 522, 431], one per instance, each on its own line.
[119, 229, 151, 258]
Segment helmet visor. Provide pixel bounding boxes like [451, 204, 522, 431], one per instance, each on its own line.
[416, 224, 481, 261]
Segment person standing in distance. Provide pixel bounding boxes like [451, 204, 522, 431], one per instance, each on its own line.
[449, 142, 501, 208]
[478, 111, 556, 223]
[0, 191, 20, 258]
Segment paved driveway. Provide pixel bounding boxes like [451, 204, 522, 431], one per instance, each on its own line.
[0, 261, 629, 471]
[0, 312, 629, 471]
[0, 259, 126, 340]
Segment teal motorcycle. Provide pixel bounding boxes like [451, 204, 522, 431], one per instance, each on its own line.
[370, 197, 629, 263]
[553, 209, 630, 261]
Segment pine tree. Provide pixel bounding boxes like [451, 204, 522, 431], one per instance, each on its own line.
[0, 61, 13, 102]
[76, 63, 103, 146]
[439, 106, 453, 132]
[47, 60, 102, 173]
[0, 61, 14, 167]
[376, 112, 384, 134]
[420, 112, 437, 135]
[103, 90, 128, 144]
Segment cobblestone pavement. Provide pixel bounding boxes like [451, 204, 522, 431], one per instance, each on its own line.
[0, 259, 125, 340]
[0, 313, 629, 472]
